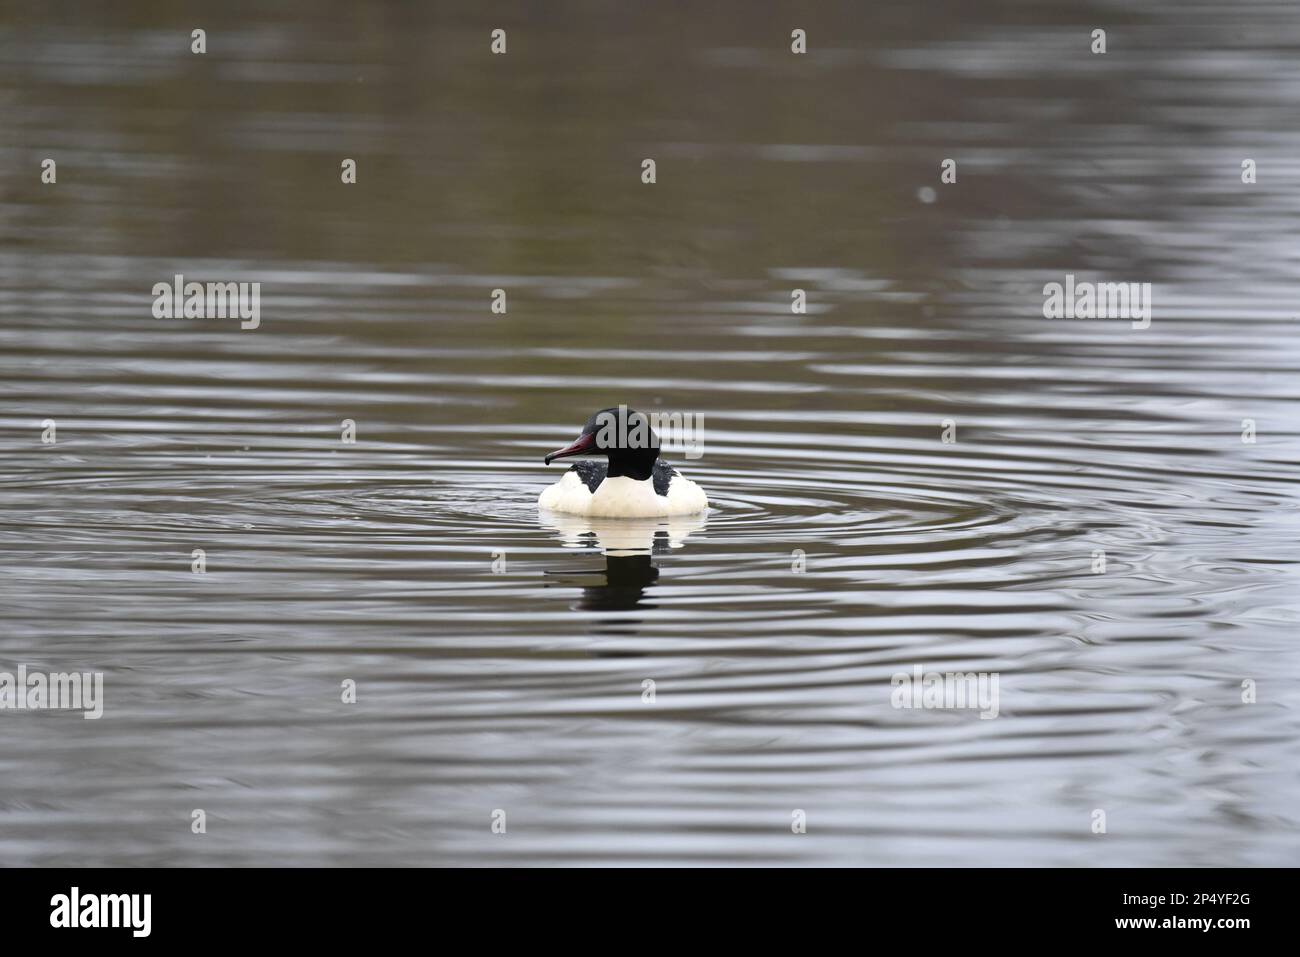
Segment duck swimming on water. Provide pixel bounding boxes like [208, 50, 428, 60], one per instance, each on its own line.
[539, 408, 709, 518]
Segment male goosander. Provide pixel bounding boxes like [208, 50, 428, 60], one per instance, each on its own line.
[538, 408, 709, 518]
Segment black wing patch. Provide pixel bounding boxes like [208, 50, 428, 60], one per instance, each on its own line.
[569, 461, 607, 493]
[568, 460, 677, 497]
[652, 460, 678, 497]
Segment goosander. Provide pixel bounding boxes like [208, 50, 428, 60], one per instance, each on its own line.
[538, 408, 709, 518]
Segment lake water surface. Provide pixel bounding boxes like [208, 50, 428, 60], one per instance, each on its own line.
[2, 1, 1298, 865]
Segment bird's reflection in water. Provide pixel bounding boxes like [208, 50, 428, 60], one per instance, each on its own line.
[538, 510, 707, 633]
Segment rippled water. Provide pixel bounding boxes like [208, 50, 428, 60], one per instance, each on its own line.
[2, 1, 1299, 866]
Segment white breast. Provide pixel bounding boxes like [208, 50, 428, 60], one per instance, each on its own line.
[538, 470, 708, 518]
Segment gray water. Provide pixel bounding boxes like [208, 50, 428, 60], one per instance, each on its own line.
[2, 1, 1298, 866]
